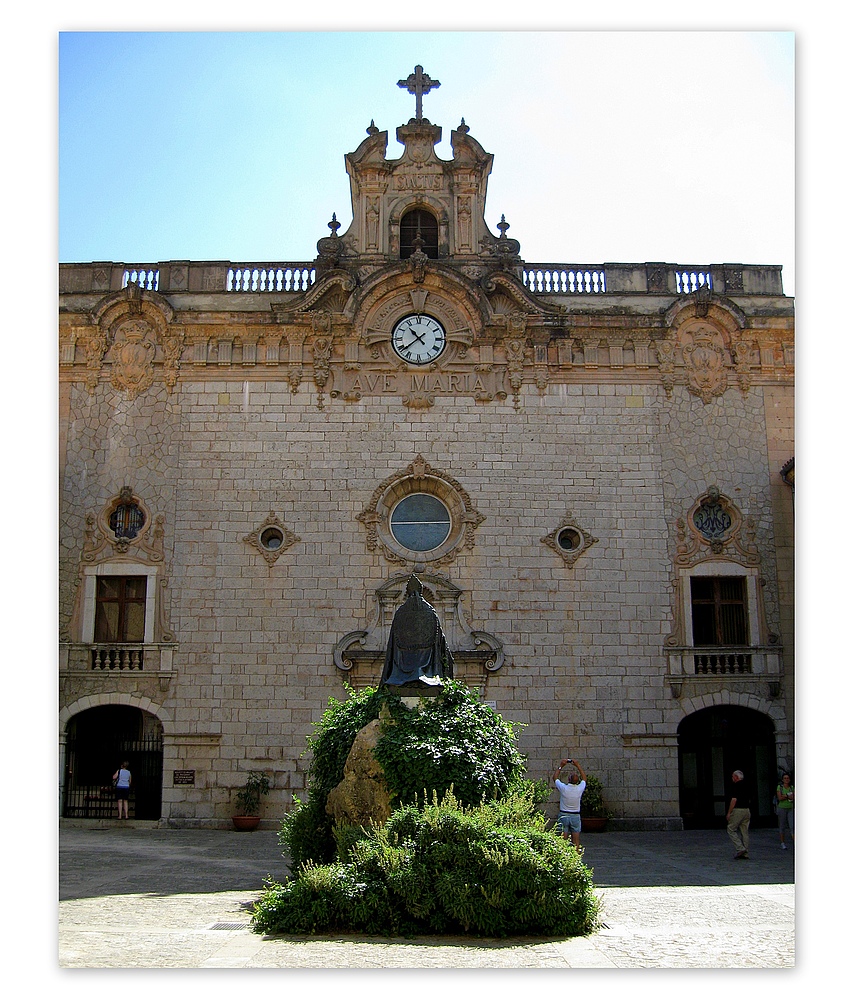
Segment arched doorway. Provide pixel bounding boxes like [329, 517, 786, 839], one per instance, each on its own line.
[677, 705, 777, 829]
[63, 705, 164, 820]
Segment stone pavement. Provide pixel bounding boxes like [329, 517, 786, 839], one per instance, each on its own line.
[58, 823, 794, 969]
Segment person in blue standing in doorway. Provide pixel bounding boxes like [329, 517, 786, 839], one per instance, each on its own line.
[553, 757, 587, 851]
[113, 761, 132, 820]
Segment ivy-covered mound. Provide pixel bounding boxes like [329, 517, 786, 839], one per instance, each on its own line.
[260, 681, 599, 937]
[253, 790, 599, 938]
[280, 680, 530, 872]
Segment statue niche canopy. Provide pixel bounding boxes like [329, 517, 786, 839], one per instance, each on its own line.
[380, 575, 454, 691]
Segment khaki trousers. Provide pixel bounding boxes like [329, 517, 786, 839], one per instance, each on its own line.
[727, 808, 751, 853]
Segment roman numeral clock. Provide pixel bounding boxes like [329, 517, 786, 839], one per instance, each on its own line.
[391, 313, 446, 365]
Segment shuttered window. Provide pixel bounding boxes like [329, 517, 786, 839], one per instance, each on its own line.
[94, 576, 147, 642]
[690, 577, 747, 645]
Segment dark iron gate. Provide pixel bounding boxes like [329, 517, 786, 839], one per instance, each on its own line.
[677, 705, 777, 829]
[63, 706, 164, 820]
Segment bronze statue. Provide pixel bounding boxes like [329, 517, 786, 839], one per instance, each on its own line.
[380, 575, 454, 689]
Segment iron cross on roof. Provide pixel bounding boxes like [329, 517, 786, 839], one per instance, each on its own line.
[397, 65, 440, 121]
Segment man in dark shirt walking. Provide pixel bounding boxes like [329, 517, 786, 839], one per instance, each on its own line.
[726, 769, 751, 859]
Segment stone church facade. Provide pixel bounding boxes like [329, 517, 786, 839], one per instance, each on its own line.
[59, 70, 794, 830]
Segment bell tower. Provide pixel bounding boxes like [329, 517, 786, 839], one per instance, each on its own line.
[318, 66, 515, 268]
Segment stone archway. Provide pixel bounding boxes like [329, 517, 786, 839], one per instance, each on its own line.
[677, 705, 777, 829]
[62, 704, 164, 820]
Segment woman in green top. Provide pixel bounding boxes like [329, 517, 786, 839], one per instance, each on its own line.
[776, 772, 794, 849]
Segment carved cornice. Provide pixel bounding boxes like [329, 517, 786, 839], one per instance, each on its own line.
[481, 271, 550, 315]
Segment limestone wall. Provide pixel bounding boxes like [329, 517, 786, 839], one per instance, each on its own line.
[59, 367, 792, 827]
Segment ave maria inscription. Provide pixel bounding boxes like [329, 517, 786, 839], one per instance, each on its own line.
[334, 367, 505, 407]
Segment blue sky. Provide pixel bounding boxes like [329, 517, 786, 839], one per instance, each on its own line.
[59, 31, 795, 294]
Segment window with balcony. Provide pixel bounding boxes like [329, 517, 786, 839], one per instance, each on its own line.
[690, 576, 747, 645]
[94, 576, 147, 642]
[690, 576, 751, 674]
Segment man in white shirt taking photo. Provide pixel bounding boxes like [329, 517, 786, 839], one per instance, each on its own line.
[553, 757, 587, 851]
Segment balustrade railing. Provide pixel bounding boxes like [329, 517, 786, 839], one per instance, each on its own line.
[675, 269, 712, 294]
[226, 265, 316, 292]
[122, 267, 160, 291]
[693, 650, 752, 674]
[61, 260, 784, 296]
[523, 266, 606, 294]
[91, 644, 144, 671]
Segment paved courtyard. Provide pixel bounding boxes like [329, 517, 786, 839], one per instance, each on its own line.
[58, 823, 795, 969]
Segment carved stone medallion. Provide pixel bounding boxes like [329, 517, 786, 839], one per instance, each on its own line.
[108, 319, 157, 399]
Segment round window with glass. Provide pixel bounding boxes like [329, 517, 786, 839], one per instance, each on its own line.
[389, 494, 451, 553]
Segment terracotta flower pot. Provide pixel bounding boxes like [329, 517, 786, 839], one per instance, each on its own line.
[581, 817, 608, 832]
[232, 815, 261, 831]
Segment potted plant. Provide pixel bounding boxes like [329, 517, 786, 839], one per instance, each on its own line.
[232, 771, 271, 831]
[581, 775, 612, 832]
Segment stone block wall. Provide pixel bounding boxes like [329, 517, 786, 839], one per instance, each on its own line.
[60, 368, 791, 828]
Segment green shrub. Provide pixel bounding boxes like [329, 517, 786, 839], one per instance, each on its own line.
[254, 789, 599, 938]
[279, 681, 527, 873]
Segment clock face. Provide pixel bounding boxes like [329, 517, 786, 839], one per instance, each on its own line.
[391, 314, 446, 365]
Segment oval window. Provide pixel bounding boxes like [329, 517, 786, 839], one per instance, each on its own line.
[109, 502, 145, 540]
[390, 494, 451, 552]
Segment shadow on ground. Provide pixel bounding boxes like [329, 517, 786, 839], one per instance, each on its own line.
[59, 826, 794, 903]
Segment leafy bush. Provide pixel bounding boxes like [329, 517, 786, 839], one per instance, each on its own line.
[279, 681, 527, 873]
[255, 789, 599, 938]
[374, 681, 526, 805]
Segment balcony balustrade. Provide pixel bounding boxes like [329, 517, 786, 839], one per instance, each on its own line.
[60, 261, 785, 297]
[60, 642, 177, 691]
[693, 650, 751, 674]
[91, 644, 144, 671]
[665, 645, 782, 700]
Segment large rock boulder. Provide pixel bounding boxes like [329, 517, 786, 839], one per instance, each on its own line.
[325, 717, 393, 827]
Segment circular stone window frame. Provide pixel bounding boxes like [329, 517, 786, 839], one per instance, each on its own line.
[541, 512, 598, 568]
[243, 512, 300, 566]
[358, 455, 484, 569]
[98, 488, 150, 545]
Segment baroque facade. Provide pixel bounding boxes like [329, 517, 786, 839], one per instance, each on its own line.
[59, 69, 794, 830]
